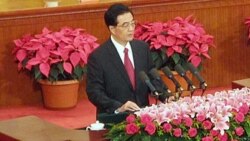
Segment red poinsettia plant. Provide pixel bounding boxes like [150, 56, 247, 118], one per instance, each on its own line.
[106, 88, 250, 141]
[12, 27, 99, 82]
[134, 15, 215, 70]
[245, 17, 250, 41]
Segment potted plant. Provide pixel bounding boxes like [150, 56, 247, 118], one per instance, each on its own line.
[134, 15, 215, 93]
[12, 27, 99, 109]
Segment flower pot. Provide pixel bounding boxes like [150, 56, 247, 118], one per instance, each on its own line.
[159, 71, 192, 97]
[38, 80, 79, 110]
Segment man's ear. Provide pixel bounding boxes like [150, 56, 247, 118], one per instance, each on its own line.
[109, 26, 116, 35]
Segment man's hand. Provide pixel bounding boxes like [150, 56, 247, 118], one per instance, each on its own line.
[165, 96, 176, 103]
[118, 101, 140, 112]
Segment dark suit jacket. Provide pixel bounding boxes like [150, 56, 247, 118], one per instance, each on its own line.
[86, 38, 155, 115]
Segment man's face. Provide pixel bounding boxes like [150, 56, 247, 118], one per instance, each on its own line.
[110, 12, 136, 45]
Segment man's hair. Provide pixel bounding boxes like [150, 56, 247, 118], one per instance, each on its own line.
[104, 3, 133, 27]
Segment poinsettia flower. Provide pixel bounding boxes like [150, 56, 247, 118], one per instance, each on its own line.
[12, 27, 99, 81]
[134, 15, 215, 70]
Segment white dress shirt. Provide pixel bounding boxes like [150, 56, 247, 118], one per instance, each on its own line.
[111, 36, 135, 68]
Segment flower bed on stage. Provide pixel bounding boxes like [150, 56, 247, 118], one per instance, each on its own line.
[106, 88, 250, 141]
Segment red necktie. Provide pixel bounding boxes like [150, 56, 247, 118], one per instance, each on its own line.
[124, 48, 135, 89]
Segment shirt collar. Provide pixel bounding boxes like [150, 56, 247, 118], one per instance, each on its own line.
[111, 35, 132, 53]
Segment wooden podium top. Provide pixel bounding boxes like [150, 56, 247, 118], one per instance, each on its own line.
[232, 78, 250, 89]
[0, 116, 107, 141]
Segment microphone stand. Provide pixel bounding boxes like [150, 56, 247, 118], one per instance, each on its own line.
[174, 87, 183, 100]
[151, 91, 162, 105]
[188, 84, 196, 97]
[200, 83, 207, 96]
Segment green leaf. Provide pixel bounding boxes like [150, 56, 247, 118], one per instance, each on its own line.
[33, 66, 42, 80]
[50, 66, 59, 81]
[57, 63, 64, 74]
[171, 54, 180, 65]
[142, 135, 151, 141]
[73, 65, 84, 80]
[244, 123, 250, 137]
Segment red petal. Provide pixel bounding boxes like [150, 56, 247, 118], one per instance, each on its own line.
[37, 47, 50, 59]
[17, 63, 23, 71]
[13, 39, 23, 47]
[39, 63, 50, 77]
[42, 27, 51, 35]
[70, 52, 80, 67]
[202, 52, 211, 59]
[166, 36, 176, 46]
[200, 44, 209, 52]
[16, 49, 27, 62]
[189, 45, 199, 54]
[190, 56, 201, 67]
[25, 64, 32, 70]
[166, 48, 174, 57]
[63, 62, 72, 74]
[28, 58, 41, 65]
[50, 59, 61, 64]
[78, 50, 87, 64]
[173, 46, 182, 53]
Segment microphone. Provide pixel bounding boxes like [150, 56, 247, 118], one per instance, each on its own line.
[161, 66, 184, 94]
[187, 63, 207, 90]
[148, 68, 173, 96]
[174, 64, 196, 92]
[139, 71, 161, 96]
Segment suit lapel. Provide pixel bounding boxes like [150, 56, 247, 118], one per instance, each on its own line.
[106, 39, 134, 90]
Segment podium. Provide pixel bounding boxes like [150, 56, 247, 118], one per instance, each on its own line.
[0, 116, 107, 141]
[232, 78, 250, 89]
[97, 112, 129, 128]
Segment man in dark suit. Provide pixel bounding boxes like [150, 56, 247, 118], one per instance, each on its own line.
[86, 3, 170, 123]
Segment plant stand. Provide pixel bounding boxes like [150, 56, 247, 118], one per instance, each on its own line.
[38, 80, 79, 110]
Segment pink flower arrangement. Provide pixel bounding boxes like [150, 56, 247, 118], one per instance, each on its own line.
[106, 88, 250, 140]
[245, 17, 250, 40]
[12, 27, 99, 81]
[134, 15, 215, 70]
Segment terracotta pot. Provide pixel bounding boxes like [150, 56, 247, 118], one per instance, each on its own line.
[159, 71, 193, 97]
[38, 80, 79, 110]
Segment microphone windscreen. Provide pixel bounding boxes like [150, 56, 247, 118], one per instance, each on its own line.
[162, 66, 173, 78]
[174, 64, 185, 76]
[149, 68, 161, 79]
[187, 63, 198, 74]
[139, 71, 150, 82]
[187, 63, 206, 84]
[139, 71, 157, 93]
